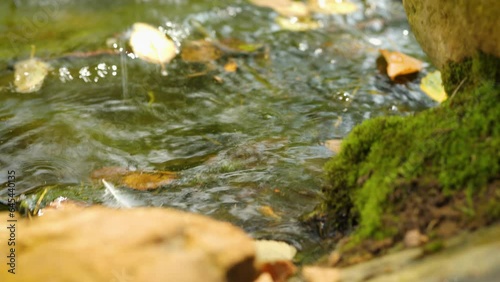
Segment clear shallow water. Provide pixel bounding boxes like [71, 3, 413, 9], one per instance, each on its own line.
[0, 0, 436, 260]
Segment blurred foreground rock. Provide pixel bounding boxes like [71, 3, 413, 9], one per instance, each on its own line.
[303, 223, 500, 282]
[0, 206, 256, 282]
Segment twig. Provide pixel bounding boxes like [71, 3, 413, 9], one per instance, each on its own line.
[449, 77, 467, 101]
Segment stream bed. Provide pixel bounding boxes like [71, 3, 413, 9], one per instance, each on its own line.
[0, 0, 436, 261]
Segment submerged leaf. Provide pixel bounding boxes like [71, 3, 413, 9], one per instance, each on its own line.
[129, 22, 177, 65]
[379, 49, 423, 80]
[250, 0, 309, 18]
[122, 171, 176, 191]
[181, 40, 222, 63]
[420, 71, 447, 103]
[259, 205, 281, 219]
[276, 16, 321, 31]
[308, 0, 358, 15]
[216, 38, 265, 55]
[14, 58, 51, 93]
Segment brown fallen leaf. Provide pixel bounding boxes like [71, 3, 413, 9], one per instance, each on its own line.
[90, 167, 177, 191]
[122, 171, 177, 191]
[379, 49, 423, 80]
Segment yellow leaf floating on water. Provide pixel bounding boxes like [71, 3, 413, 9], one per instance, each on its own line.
[379, 49, 423, 80]
[420, 71, 447, 103]
[276, 16, 321, 31]
[308, 0, 359, 15]
[129, 23, 177, 67]
[14, 58, 51, 93]
[250, 0, 309, 18]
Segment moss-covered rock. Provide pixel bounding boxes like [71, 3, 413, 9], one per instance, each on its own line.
[311, 49, 499, 245]
[301, 0, 500, 259]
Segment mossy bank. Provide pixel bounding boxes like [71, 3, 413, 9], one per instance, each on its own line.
[311, 52, 499, 248]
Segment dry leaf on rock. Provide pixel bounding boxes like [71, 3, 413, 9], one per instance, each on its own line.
[420, 71, 447, 102]
[129, 22, 177, 66]
[308, 0, 358, 15]
[379, 49, 423, 80]
[14, 58, 51, 93]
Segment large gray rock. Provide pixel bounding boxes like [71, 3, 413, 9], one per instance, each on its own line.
[403, 0, 500, 69]
[0, 206, 256, 282]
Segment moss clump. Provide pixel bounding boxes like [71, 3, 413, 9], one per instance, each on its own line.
[313, 53, 500, 243]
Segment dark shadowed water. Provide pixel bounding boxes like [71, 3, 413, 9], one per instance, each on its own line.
[0, 0, 436, 261]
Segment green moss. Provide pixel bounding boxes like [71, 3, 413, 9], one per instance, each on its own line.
[423, 240, 445, 254]
[442, 52, 500, 96]
[314, 53, 500, 241]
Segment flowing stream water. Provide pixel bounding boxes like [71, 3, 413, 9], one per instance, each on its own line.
[0, 0, 436, 261]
